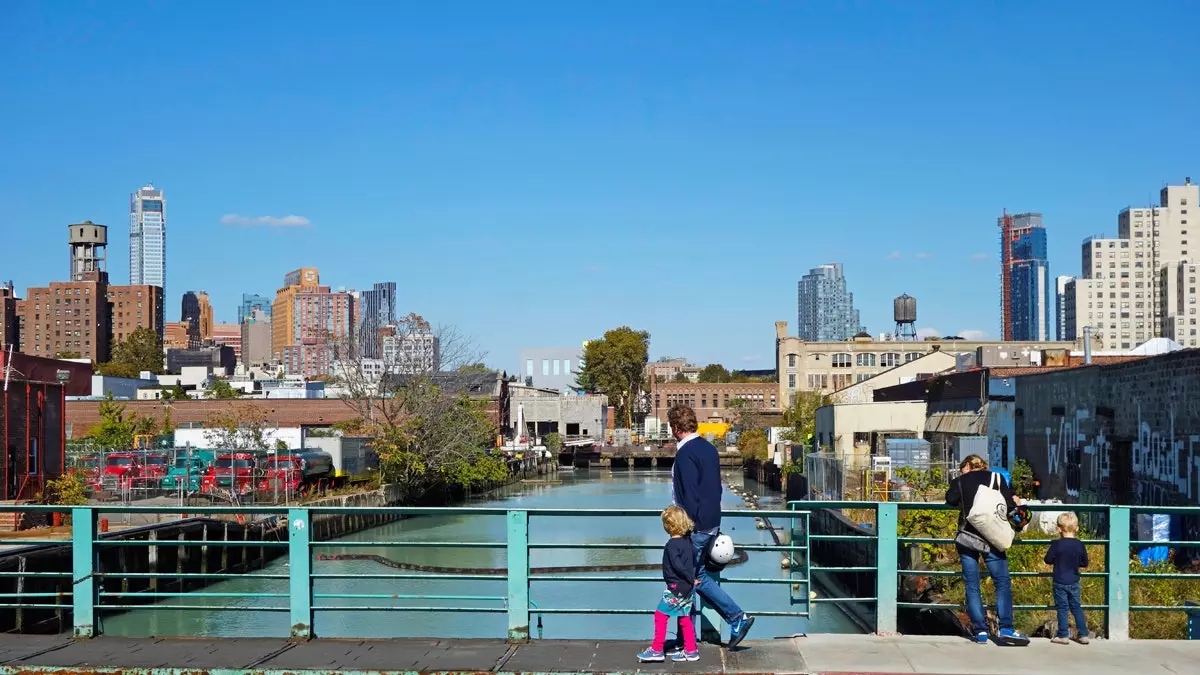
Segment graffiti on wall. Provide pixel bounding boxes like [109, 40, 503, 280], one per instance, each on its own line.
[1043, 404, 1200, 503]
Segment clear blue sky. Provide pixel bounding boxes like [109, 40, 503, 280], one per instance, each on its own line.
[3, 1, 1198, 370]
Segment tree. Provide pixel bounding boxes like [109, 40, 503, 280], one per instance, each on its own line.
[575, 327, 650, 428]
[672, 372, 689, 383]
[206, 378, 242, 400]
[781, 391, 831, 445]
[697, 364, 731, 383]
[204, 403, 272, 451]
[725, 397, 761, 432]
[457, 363, 491, 374]
[738, 428, 769, 461]
[162, 384, 190, 401]
[98, 327, 164, 377]
[55, 351, 82, 359]
[86, 394, 158, 450]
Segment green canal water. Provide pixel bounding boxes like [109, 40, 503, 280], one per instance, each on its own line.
[100, 470, 864, 639]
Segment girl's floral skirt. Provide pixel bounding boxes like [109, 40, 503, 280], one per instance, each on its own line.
[656, 589, 694, 617]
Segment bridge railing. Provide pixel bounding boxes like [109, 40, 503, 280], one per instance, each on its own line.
[790, 500, 1200, 640]
[0, 504, 810, 640]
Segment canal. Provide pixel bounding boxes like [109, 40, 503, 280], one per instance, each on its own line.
[101, 470, 864, 639]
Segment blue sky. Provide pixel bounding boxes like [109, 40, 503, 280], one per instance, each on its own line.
[3, 1, 1199, 371]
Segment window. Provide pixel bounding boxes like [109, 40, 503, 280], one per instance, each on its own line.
[881, 352, 901, 368]
[831, 353, 852, 368]
[542, 359, 549, 376]
[788, 374, 796, 388]
[787, 354, 797, 367]
[905, 352, 921, 362]
[807, 374, 828, 389]
[552, 359, 560, 376]
[856, 353, 876, 367]
[563, 359, 570, 374]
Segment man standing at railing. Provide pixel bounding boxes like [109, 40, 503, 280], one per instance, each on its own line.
[668, 404, 755, 649]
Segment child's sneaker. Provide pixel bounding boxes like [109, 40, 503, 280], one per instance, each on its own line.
[1073, 635, 1090, 645]
[671, 650, 700, 662]
[636, 648, 665, 663]
[974, 631, 989, 645]
[997, 628, 1030, 646]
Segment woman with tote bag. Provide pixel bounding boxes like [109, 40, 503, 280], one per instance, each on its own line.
[945, 455, 1030, 646]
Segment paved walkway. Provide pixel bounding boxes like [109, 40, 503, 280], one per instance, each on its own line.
[0, 634, 1197, 674]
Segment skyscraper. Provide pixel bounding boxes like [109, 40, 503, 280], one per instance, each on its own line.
[796, 263, 862, 341]
[1000, 212, 1051, 341]
[272, 268, 355, 377]
[359, 281, 397, 359]
[129, 184, 166, 296]
[180, 291, 212, 348]
[238, 293, 273, 323]
[1055, 275, 1073, 341]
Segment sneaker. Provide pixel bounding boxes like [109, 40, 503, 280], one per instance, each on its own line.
[974, 631, 989, 645]
[636, 648, 665, 663]
[671, 650, 700, 662]
[1051, 637, 1070, 645]
[1074, 636, 1090, 645]
[997, 628, 1030, 646]
[727, 614, 755, 649]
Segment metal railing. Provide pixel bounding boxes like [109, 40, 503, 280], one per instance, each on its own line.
[793, 500, 1200, 639]
[0, 505, 810, 640]
[0, 502, 1196, 641]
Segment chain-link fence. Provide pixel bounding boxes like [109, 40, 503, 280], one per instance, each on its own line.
[804, 447, 959, 503]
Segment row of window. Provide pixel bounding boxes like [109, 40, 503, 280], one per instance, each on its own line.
[787, 352, 922, 369]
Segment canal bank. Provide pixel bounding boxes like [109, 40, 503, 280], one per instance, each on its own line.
[99, 470, 862, 639]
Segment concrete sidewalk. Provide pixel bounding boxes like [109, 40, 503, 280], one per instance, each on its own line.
[0, 634, 1196, 674]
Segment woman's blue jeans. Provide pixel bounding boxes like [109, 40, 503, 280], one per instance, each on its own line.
[960, 550, 1014, 634]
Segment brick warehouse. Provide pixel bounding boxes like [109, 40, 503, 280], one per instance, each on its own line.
[1, 377, 66, 501]
[1013, 349, 1200, 508]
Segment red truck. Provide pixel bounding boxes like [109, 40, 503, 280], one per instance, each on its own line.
[97, 453, 146, 492]
[140, 452, 170, 482]
[256, 451, 334, 495]
[203, 452, 265, 496]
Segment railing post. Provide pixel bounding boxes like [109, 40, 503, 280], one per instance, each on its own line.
[507, 509, 530, 642]
[875, 502, 898, 635]
[288, 508, 312, 640]
[1106, 505, 1130, 640]
[71, 507, 96, 639]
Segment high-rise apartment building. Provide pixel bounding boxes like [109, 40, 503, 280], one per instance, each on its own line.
[21, 223, 113, 361]
[797, 263, 862, 341]
[1000, 213, 1051, 341]
[240, 308, 272, 366]
[106, 285, 165, 346]
[238, 293, 272, 323]
[381, 313, 439, 374]
[359, 281, 397, 359]
[1066, 178, 1198, 350]
[129, 185, 166, 297]
[180, 291, 213, 346]
[211, 323, 241, 361]
[1055, 276, 1073, 341]
[272, 268, 355, 377]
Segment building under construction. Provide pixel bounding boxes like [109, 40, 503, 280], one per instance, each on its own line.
[998, 210, 1051, 341]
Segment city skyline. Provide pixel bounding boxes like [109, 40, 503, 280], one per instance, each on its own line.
[797, 263, 862, 342]
[2, 3, 1199, 367]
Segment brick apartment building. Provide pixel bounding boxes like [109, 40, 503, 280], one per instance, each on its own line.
[649, 381, 778, 424]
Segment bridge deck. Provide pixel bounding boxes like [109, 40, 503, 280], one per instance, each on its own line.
[0, 634, 1195, 675]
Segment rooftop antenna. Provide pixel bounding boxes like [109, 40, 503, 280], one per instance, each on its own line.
[3, 344, 13, 392]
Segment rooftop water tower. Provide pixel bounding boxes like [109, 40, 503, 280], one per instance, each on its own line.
[894, 294, 917, 341]
[68, 220, 107, 282]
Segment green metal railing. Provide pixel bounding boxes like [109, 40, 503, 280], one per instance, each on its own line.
[0, 502, 1196, 641]
[0, 505, 811, 640]
[790, 500, 1200, 639]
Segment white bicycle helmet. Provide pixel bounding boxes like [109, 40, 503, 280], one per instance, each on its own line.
[708, 533, 736, 565]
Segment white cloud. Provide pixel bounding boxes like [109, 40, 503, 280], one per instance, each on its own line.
[958, 329, 988, 341]
[916, 327, 941, 339]
[220, 214, 312, 228]
[913, 252, 935, 260]
[970, 253, 990, 262]
[886, 250, 902, 261]
[739, 354, 761, 363]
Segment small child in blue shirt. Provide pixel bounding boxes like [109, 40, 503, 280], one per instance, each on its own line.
[1044, 512, 1090, 644]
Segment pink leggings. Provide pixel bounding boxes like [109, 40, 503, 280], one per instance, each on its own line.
[651, 612, 697, 652]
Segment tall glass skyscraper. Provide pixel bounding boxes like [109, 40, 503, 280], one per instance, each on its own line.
[797, 263, 863, 341]
[1003, 213, 1051, 341]
[359, 281, 397, 359]
[239, 293, 273, 323]
[129, 184, 166, 295]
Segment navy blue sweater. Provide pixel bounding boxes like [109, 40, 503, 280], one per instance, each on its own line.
[673, 436, 723, 533]
[1044, 537, 1089, 585]
[662, 536, 696, 598]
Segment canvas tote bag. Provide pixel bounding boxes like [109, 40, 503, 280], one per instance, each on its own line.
[966, 472, 1014, 551]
